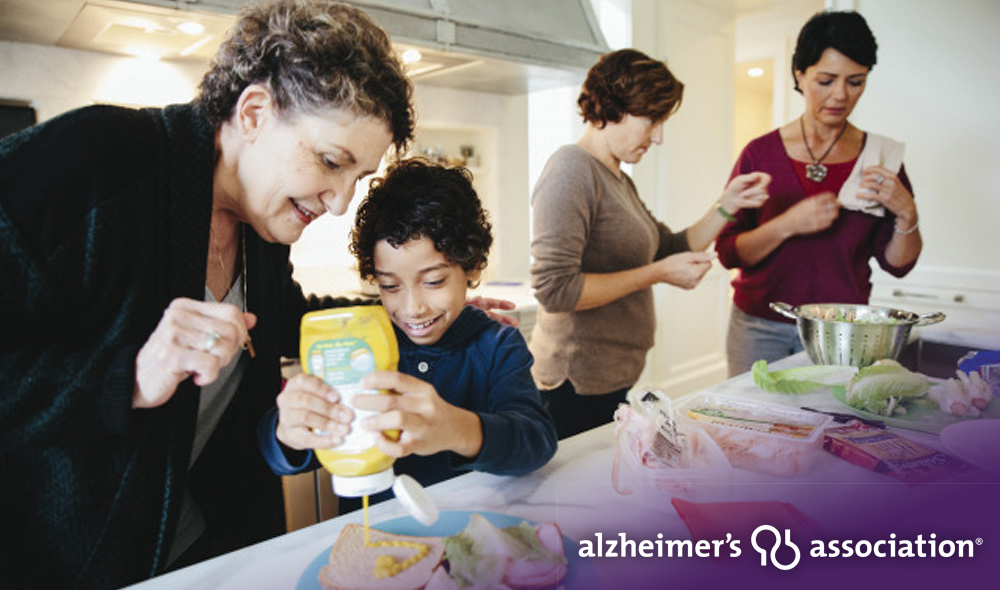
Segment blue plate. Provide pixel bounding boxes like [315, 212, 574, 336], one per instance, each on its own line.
[296, 510, 596, 589]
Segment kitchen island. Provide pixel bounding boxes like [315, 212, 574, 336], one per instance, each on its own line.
[122, 352, 1000, 590]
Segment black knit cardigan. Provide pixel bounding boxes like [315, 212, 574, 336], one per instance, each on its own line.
[0, 103, 325, 589]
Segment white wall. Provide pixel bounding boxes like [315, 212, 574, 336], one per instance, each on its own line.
[741, 0, 1000, 279]
[0, 40, 204, 118]
[738, 0, 1000, 340]
[291, 83, 531, 294]
[630, 0, 739, 395]
[851, 0, 1000, 274]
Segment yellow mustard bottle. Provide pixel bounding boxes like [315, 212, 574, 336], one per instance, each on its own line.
[300, 306, 400, 498]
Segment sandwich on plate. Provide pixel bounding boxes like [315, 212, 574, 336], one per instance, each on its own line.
[319, 514, 568, 590]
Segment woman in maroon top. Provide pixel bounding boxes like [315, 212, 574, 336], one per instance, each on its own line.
[715, 10, 922, 376]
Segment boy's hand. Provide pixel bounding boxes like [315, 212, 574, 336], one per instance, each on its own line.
[275, 373, 354, 450]
[354, 371, 484, 459]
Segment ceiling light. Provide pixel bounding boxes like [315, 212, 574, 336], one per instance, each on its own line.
[402, 48, 422, 64]
[177, 21, 205, 35]
[123, 46, 162, 61]
[747, 67, 764, 77]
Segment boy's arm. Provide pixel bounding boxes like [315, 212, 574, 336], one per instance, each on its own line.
[462, 330, 558, 476]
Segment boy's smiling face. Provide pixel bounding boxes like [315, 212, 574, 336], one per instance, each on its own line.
[373, 236, 478, 345]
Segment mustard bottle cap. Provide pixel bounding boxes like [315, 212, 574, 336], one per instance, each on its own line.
[332, 468, 395, 498]
[393, 474, 439, 526]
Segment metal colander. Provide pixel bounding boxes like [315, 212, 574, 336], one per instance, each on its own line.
[770, 302, 946, 367]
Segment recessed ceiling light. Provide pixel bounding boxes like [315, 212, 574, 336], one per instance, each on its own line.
[748, 67, 764, 77]
[177, 21, 206, 35]
[402, 48, 422, 64]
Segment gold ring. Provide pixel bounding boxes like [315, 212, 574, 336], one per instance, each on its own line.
[203, 330, 221, 351]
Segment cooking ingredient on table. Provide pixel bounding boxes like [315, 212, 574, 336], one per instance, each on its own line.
[611, 391, 732, 499]
[823, 422, 980, 484]
[441, 514, 567, 590]
[319, 514, 567, 590]
[302, 306, 403, 498]
[676, 394, 832, 476]
[769, 302, 945, 368]
[927, 371, 992, 417]
[844, 359, 929, 416]
[319, 524, 443, 590]
[752, 360, 857, 394]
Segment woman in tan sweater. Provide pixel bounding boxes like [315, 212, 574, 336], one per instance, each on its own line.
[529, 49, 769, 439]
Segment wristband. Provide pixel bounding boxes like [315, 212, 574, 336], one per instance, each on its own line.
[715, 202, 737, 222]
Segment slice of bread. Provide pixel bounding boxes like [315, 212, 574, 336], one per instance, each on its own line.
[319, 524, 446, 590]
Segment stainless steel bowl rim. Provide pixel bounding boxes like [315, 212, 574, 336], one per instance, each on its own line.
[770, 302, 945, 327]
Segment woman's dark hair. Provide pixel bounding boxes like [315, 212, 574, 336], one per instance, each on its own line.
[198, 0, 414, 153]
[351, 158, 492, 286]
[792, 10, 878, 93]
[577, 49, 684, 127]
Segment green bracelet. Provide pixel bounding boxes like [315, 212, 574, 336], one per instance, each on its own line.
[716, 202, 737, 222]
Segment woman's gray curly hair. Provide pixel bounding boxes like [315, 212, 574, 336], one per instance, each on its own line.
[197, 0, 414, 153]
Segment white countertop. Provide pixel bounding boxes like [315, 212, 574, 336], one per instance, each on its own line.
[122, 353, 997, 590]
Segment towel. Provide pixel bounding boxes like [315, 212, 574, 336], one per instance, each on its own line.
[837, 133, 905, 217]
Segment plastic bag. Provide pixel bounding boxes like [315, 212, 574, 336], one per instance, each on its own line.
[612, 389, 732, 502]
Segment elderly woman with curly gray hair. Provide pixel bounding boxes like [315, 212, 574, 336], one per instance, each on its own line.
[0, 1, 414, 587]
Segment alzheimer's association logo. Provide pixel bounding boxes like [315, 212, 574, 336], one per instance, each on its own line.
[751, 525, 801, 570]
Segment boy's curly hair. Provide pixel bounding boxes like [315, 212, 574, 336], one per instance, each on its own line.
[351, 158, 492, 286]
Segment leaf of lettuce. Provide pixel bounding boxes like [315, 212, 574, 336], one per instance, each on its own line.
[752, 360, 856, 394]
[844, 361, 931, 416]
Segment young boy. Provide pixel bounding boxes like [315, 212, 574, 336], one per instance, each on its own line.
[259, 159, 557, 506]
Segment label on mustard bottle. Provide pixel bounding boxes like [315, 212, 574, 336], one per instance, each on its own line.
[301, 306, 400, 483]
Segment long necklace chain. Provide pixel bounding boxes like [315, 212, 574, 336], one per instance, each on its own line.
[241, 225, 255, 357]
[800, 117, 848, 182]
[208, 223, 255, 357]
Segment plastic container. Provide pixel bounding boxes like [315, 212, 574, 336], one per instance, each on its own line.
[674, 394, 833, 477]
[301, 306, 401, 497]
[301, 306, 439, 525]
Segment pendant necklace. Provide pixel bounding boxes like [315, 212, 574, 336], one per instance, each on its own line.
[800, 117, 848, 183]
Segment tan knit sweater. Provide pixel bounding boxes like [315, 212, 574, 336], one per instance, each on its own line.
[528, 145, 689, 394]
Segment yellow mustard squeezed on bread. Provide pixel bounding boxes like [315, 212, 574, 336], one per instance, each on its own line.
[302, 306, 435, 579]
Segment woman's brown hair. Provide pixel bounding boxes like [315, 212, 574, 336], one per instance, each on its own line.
[577, 49, 684, 127]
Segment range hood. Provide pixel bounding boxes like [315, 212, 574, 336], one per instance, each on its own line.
[344, 0, 609, 70]
[0, 0, 609, 94]
[68, 0, 612, 94]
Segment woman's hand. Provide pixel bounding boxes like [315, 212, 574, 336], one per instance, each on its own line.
[133, 298, 255, 409]
[779, 192, 840, 236]
[858, 165, 918, 230]
[466, 295, 518, 327]
[651, 251, 716, 290]
[718, 171, 771, 215]
[686, 172, 770, 251]
[274, 373, 354, 450]
[353, 371, 484, 459]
